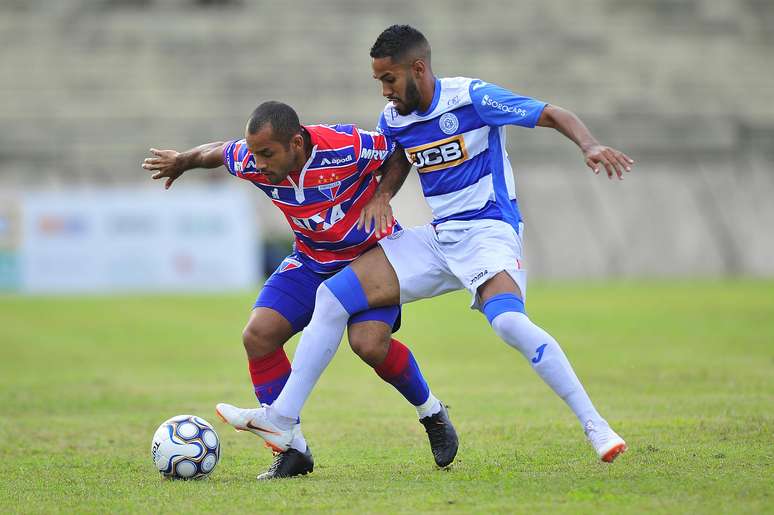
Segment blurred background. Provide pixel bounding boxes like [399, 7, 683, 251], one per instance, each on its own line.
[1, 0, 773, 293]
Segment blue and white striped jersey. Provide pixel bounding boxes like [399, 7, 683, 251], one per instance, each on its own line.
[377, 77, 546, 231]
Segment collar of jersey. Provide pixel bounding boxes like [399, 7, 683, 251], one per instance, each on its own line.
[286, 143, 318, 204]
[414, 78, 442, 117]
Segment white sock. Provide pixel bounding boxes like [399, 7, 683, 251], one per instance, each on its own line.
[270, 284, 350, 421]
[491, 311, 605, 428]
[415, 391, 442, 419]
[289, 431, 307, 453]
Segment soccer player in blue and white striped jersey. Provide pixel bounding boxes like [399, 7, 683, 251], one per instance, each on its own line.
[219, 25, 634, 464]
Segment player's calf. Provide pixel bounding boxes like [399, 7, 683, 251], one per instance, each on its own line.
[483, 293, 626, 462]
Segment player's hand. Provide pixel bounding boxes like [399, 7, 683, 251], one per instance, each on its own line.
[142, 148, 185, 189]
[357, 193, 394, 236]
[583, 145, 634, 180]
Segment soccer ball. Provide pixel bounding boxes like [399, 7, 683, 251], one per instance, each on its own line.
[151, 415, 220, 479]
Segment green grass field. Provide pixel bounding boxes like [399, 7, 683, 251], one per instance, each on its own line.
[1, 281, 772, 513]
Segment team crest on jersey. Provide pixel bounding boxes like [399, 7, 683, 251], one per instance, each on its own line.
[318, 180, 342, 200]
[278, 257, 302, 273]
[439, 113, 459, 135]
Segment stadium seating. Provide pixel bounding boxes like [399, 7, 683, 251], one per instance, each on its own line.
[1, 0, 772, 277]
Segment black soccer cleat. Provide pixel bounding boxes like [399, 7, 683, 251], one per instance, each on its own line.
[256, 446, 314, 480]
[419, 403, 459, 468]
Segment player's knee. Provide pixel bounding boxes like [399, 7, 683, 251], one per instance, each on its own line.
[242, 322, 283, 359]
[490, 311, 535, 356]
[491, 311, 525, 342]
[483, 293, 527, 342]
[348, 326, 391, 367]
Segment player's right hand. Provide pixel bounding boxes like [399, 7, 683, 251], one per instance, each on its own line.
[142, 148, 185, 189]
[357, 192, 394, 236]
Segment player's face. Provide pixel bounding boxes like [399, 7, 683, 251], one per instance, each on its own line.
[245, 125, 303, 184]
[372, 57, 422, 115]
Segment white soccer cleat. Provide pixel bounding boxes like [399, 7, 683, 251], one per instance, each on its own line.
[215, 403, 296, 453]
[585, 421, 627, 463]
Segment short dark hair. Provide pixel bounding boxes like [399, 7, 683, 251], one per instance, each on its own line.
[370, 24, 431, 64]
[246, 101, 301, 145]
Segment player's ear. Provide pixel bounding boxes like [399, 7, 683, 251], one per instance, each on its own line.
[411, 58, 426, 79]
[290, 132, 304, 151]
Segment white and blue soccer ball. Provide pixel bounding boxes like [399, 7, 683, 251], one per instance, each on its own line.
[151, 415, 220, 479]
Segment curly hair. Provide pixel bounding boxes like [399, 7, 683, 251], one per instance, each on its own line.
[370, 24, 431, 63]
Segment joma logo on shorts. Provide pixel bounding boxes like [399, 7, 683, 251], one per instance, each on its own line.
[470, 269, 488, 285]
[407, 135, 468, 173]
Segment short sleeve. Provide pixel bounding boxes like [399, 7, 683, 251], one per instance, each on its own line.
[376, 111, 395, 146]
[356, 125, 395, 175]
[469, 80, 547, 128]
[222, 139, 261, 180]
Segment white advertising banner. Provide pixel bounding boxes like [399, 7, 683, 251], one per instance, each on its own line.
[2, 187, 260, 293]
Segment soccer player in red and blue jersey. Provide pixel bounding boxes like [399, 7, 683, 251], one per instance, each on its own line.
[142, 101, 458, 479]
[220, 27, 632, 465]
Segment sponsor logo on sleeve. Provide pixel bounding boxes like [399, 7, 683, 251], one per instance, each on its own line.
[481, 94, 528, 117]
[359, 147, 390, 161]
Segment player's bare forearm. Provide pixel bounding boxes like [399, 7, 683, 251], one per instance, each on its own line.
[357, 149, 411, 235]
[537, 105, 634, 179]
[142, 141, 227, 189]
[537, 105, 598, 152]
[175, 141, 228, 171]
[374, 148, 411, 200]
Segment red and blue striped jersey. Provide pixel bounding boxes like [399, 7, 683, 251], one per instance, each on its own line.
[223, 124, 399, 274]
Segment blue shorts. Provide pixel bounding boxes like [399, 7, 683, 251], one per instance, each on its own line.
[254, 254, 401, 335]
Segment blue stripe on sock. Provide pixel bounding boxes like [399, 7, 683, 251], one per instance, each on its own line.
[253, 372, 290, 405]
[323, 267, 369, 315]
[396, 352, 430, 406]
[482, 293, 525, 324]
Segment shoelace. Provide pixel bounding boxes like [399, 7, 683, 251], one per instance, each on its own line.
[265, 451, 284, 474]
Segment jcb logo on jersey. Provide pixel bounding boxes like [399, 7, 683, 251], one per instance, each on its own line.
[407, 135, 468, 173]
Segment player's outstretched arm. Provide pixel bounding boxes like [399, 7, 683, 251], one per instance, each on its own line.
[141, 141, 227, 189]
[536, 105, 635, 179]
[357, 147, 411, 235]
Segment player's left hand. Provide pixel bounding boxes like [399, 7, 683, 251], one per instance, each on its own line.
[357, 192, 394, 236]
[583, 145, 634, 180]
[142, 148, 185, 189]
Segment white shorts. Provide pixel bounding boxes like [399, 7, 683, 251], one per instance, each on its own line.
[378, 219, 527, 311]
